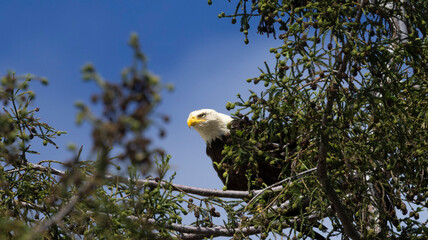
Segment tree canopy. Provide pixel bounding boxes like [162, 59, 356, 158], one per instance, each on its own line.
[1, 0, 427, 239]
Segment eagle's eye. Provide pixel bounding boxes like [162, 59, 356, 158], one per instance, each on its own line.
[197, 113, 206, 118]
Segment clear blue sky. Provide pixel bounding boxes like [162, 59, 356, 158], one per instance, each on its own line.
[0, 1, 277, 189]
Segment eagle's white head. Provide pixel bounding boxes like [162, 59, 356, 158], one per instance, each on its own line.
[187, 109, 233, 144]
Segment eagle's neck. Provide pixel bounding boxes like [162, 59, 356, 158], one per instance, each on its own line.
[195, 114, 232, 144]
[199, 126, 228, 144]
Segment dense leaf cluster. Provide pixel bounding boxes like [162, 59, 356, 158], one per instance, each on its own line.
[0, 73, 62, 167]
[219, 0, 427, 238]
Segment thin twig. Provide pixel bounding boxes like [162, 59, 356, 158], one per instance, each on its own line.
[247, 167, 317, 206]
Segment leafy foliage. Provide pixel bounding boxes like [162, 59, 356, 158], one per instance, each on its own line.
[220, 0, 427, 238]
[0, 73, 62, 166]
[0, 34, 179, 239]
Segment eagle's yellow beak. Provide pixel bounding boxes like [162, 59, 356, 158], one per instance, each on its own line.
[187, 116, 206, 128]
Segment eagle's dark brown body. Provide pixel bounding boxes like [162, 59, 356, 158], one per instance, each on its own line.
[206, 133, 284, 191]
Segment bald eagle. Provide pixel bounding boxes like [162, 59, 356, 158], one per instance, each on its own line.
[187, 109, 289, 190]
[188, 110, 332, 240]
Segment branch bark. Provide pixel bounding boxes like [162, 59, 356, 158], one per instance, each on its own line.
[13, 162, 322, 238]
[317, 99, 361, 240]
[314, 2, 368, 239]
[24, 162, 316, 199]
[18, 201, 326, 239]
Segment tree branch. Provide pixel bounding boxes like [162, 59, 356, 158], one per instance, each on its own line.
[25, 162, 316, 199]
[14, 162, 323, 238]
[31, 147, 109, 235]
[247, 167, 317, 206]
[18, 200, 326, 239]
[315, 1, 367, 239]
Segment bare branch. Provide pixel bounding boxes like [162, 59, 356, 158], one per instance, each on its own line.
[247, 167, 317, 206]
[18, 200, 326, 239]
[14, 162, 324, 239]
[25, 162, 316, 199]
